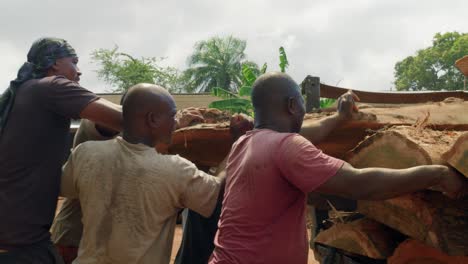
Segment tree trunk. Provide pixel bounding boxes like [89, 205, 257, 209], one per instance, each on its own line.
[346, 126, 463, 167]
[358, 192, 468, 256]
[168, 101, 468, 166]
[305, 100, 468, 159]
[168, 123, 233, 167]
[388, 239, 468, 264]
[442, 132, 468, 177]
[346, 126, 468, 256]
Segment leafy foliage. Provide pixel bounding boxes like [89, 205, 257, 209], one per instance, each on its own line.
[394, 32, 468, 91]
[211, 87, 238, 99]
[209, 98, 253, 115]
[184, 36, 258, 93]
[91, 46, 186, 92]
[320, 98, 336, 108]
[279, 47, 289, 73]
[209, 46, 291, 116]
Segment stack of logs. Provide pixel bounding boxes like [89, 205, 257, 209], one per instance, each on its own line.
[308, 100, 468, 264]
[168, 99, 468, 263]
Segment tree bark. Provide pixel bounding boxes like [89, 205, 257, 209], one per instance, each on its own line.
[168, 123, 233, 167]
[168, 101, 468, 166]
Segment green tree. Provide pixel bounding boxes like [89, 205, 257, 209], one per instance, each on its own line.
[394, 32, 468, 91]
[208, 47, 290, 116]
[91, 46, 186, 92]
[184, 36, 257, 93]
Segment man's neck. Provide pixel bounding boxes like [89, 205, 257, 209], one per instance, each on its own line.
[122, 132, 154, 148]
[254, 121, 291, 133]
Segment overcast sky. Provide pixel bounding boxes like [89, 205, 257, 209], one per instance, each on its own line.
[0, 0, 467, 93]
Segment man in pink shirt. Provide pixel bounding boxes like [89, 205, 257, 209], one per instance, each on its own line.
[210, 72, 466, 264]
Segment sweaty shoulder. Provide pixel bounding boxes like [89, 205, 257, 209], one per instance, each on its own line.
[161, 154, 199, 179]
[72, 139, 118, 161]
[276, 133, 344, 193]
[229, 129, 297, 164]
[36, 76, 80, 90]
[238, 129, 294, 146]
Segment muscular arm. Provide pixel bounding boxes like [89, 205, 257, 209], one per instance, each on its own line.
[315, 162, 458, 200]
[300, 114, 345, 144]
[80, 98, 123, 132]
[300, 90, 359, 144]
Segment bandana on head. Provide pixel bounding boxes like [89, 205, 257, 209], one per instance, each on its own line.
[0, 37, 77, 137]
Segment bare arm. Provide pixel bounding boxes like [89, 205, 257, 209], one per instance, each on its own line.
[315, 162, 465, 200]
[80, 98, 123, 132]
[300, 114, 345, 144]
[300, 91, 359, 144]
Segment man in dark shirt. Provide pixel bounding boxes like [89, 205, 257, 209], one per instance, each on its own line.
[0, 37, 122, 263]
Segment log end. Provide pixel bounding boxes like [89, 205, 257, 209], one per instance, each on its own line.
[314, 218, 403, 259]
[442, 132, 468, 178]
[346, 130, 432, 168]
[388, 239, 468, 264]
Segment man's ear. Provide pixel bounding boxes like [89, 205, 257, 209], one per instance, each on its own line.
[48, 61, 60, 74]
[287, 97, 298, 115]
[146, 112, 159, 129]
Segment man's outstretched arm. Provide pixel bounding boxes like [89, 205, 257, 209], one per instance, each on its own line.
[80, 98, 123, 132]
[300, 91, 359, 144]
[315, 162, 467, 200]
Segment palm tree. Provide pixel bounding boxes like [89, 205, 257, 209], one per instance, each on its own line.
[184, 36, 257, 93]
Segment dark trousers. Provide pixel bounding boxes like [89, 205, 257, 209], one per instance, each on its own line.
[175, 199, 222, 264]
[0, 240, 64, 264]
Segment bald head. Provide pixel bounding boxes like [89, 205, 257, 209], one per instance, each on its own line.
[252, 72, 301, 113]
[251, 72, 305, 133]
[122, 83, 177, 146]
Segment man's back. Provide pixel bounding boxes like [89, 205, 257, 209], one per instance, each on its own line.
[211, 129, 343, 264]
[61, 137, 221, 264]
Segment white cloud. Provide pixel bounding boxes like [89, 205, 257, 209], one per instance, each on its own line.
[0, 0, 467, 93]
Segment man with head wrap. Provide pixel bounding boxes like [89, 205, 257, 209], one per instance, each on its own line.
[0, 37, 122, 263]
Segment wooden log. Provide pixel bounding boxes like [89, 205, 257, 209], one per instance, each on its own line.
[319, 82, 468, 103]
[168, 101, 468, 167]
[168, 123, 233, 167]
[347, 126, 468, 256]
[306, 100, 468, 130]
[346, 126, 463, 168]
[442, 132, 468, 177]
[358, 192, 468, 256]
[305, 100, 468, 159]
[314, 218, 404, 259]
[388, 239, 468, 264]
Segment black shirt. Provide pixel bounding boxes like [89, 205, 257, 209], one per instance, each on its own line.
[0, 76, 98, 249]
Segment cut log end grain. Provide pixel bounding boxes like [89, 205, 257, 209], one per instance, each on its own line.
[358, 192, 468, 256]
[347, 126, 468, 256]
[442, 132, 468, 178]
[388, 239, 468, 264]
[314, 218, 404, 259]
[346, 126, 463, 168]
[346, 130, 432, 168]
